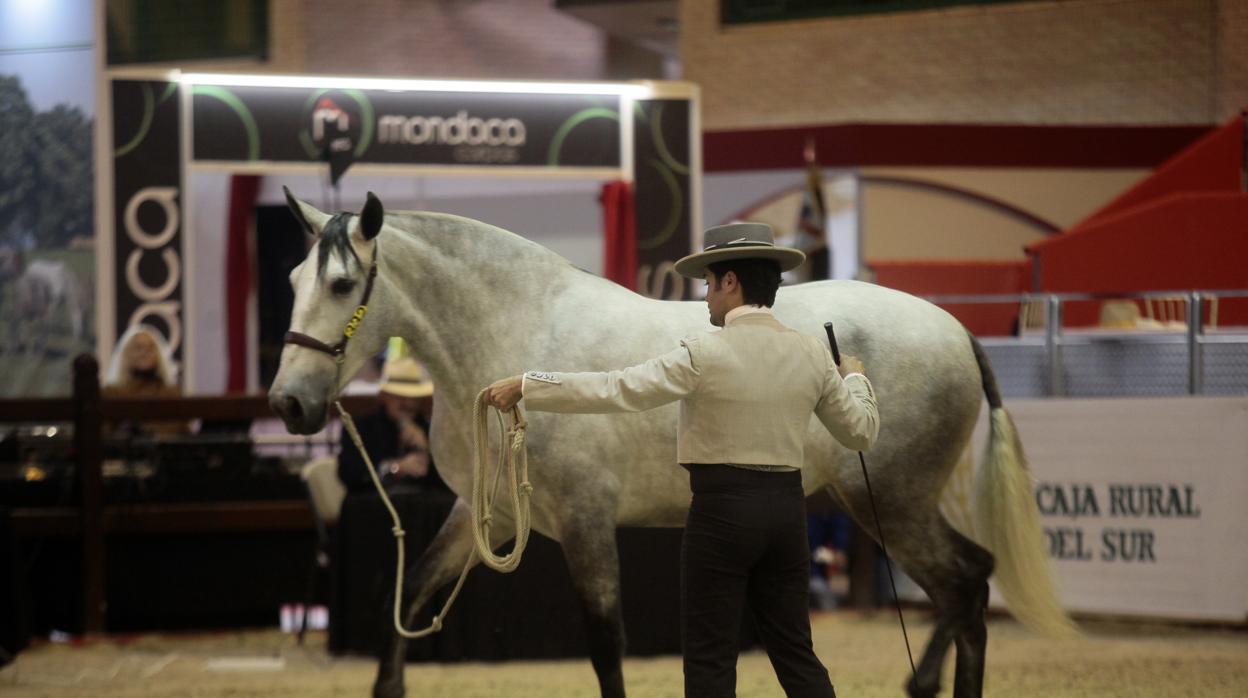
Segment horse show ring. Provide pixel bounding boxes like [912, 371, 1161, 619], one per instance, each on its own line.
[3, 615, 1245, 696]
[74, 70, 1248, 698]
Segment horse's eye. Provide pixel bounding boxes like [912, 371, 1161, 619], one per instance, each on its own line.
[330, 278, 356, 296]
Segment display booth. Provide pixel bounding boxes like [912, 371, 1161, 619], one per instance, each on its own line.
[96, 72, 701, 391]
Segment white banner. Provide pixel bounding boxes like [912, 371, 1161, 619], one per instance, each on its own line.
[973, 397, 1248, 621]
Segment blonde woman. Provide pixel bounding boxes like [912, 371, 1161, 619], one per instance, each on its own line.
[104, 324, 185, 434]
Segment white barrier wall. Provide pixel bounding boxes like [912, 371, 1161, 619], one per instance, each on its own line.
[975, 397, 1248, 622]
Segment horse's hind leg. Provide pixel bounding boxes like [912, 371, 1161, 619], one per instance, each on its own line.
[373, 497, 487, 698]
[951, 563, 991, 698]
[560, 510, 626, 698]
[893, 518, 993, 698]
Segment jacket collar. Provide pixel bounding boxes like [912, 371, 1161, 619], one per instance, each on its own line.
[724, 305, 774, 327]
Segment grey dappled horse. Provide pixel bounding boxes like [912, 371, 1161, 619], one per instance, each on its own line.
[268, 192, 1070, 698]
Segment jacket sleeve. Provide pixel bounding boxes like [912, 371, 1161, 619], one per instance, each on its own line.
[521, 341, 700, 414]
[814, 351, 880, 452]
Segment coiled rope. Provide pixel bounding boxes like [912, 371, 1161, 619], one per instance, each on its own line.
[335, 388, 532, 638]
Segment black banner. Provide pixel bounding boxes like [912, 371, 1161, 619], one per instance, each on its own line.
[634, 99, 693, 299]
[111, 80, 184, 362]
[191, 86, 621, 168]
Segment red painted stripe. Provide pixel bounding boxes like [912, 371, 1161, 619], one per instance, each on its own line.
[703, 123, 1211, 171]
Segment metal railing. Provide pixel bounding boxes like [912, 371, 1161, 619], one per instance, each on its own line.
[921, 290, 1248, 398]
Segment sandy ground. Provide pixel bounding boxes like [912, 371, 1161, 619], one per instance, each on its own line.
[2, 612, 1245, 697]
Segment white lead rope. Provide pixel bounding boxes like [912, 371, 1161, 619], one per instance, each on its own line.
[335, 389, 532, 639]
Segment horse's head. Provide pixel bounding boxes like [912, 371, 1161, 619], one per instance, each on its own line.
[269, 188, 389, 434]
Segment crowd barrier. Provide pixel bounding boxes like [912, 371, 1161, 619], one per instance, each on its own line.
[923, 290, 1248, 398]
[0, 355, 376, 633]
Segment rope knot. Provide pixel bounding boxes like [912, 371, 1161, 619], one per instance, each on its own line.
[391, 526, 406, 539]
[430, 616, 442, 632]
[519, 481, 534, 496]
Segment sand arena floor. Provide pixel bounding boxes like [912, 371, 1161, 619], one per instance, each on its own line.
[2, 612, 1245, 697]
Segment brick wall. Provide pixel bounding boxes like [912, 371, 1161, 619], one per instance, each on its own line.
[1216, 0, 1248, 120]
[682, 0, 1248, 130]
[296, 0, 609, 80]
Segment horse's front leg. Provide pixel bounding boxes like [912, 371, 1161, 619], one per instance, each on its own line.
[559, 504, 626, 698]
[373, 497, 498, 698]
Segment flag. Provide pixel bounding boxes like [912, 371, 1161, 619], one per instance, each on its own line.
[797, 139, 831, 281]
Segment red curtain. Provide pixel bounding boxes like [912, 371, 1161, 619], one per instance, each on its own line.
[226, 175, 261, 393]
[601, 180, 636, 290]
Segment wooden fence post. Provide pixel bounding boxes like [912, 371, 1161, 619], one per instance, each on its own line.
[73, 353, 105, 633]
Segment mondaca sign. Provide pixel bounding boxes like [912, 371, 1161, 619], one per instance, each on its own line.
[104, 75, 699, 388]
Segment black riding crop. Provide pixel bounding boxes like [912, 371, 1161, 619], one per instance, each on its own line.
[824, 321, 917, 682]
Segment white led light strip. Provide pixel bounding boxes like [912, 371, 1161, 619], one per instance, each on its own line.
[180, 72, 654, 97]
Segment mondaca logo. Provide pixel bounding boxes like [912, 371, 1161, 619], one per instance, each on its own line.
[299, 89, 375, 161]
[311, 97, 349, 143]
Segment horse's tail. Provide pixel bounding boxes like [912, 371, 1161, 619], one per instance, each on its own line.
[968, 332, 1077, 637]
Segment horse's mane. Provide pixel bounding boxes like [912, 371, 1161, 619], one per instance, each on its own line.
[385, 209, 595, 275]
[316, 212, 362, 276]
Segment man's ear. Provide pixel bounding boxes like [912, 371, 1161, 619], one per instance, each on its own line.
[284, 186, 331, 235]
[357, 191, 384, 241]
[721, 270, 738, 290]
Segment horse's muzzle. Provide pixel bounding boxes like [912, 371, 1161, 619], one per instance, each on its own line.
[268, 389, 328, 435]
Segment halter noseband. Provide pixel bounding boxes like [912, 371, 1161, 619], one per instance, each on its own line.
[284, 235, 380, 366]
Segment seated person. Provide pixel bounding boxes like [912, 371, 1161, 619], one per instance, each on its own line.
[103, 324, 187, 435]
[337, 356, 447, 494]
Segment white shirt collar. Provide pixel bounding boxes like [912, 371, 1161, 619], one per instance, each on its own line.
[724, 305, 774, 326]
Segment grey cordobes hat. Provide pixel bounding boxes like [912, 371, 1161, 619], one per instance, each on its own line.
[674, 222, 806, 279]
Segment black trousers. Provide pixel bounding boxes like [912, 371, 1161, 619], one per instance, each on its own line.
[681, 464, 835, 698]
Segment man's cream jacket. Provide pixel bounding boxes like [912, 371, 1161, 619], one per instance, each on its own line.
[521, 309, 879, 469]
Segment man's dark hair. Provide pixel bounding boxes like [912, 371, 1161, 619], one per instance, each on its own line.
[706, 258, 783, 307]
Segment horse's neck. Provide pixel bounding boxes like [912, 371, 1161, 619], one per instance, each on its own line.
[380, 214, 584, 406]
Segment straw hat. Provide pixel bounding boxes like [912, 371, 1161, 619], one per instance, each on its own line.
[674, 222, 806, 279]
[379, 357, 434, 398]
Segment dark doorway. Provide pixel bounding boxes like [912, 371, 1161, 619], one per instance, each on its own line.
[255, 206, 306, 388]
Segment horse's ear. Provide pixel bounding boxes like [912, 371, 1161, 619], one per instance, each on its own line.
[358, 191, 384, 241]
[284, 186, 330, 236]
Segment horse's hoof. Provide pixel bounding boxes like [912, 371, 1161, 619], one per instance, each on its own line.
[372, 677, 405, 698]
[906, 676, 938, 698]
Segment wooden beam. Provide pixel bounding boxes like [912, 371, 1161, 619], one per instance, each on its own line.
[99, 394, 378, 420]
[9, 507, 81, 537]
[0, 398, 75, 422]
[10, 501, 315, 537]
[103, 501, 315, 533]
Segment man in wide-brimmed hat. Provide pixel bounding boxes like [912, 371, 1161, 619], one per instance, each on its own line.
[338, 356, 446, 494]
[487, 222, 879, 698]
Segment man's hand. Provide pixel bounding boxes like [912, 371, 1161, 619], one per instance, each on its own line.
[838, 354, 866, 378]
[486, 375, 524, 411]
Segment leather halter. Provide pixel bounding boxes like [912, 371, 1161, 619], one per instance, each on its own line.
[284, 245, 379, 365]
